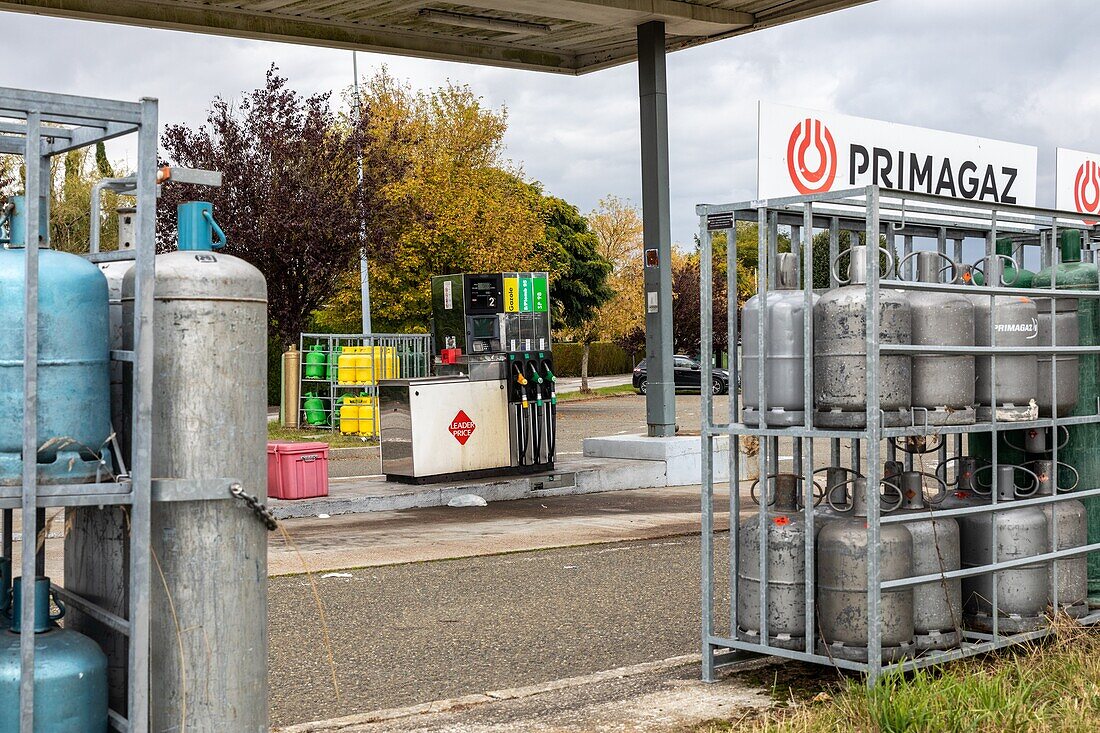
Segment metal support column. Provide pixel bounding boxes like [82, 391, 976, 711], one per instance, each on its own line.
[360, 253, 372, 334]
[128, 96, 158, 732]
[638, 21, 675, 437]
[19, 110, 43, 733]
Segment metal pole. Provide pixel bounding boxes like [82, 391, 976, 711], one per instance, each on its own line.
[726, 214, 740, 642]
[638, 21, 675, 437]
[20, 110, 43, 733]
[353, 51, 372, 335]
[865, 186, 883, 684]
[699, 219, 715, 681]
[128, 97, 159, 733]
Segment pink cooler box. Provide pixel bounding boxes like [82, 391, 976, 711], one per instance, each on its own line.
[267, 442, 329, 500]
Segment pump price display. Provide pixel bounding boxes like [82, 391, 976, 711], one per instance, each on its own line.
[503, 276, 519, 312]
[518, 277, 533, 312]
[465, 274, 504, 314]
[532, 276, 549, 313]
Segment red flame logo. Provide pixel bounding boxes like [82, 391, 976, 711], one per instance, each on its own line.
[1073, 160, 1100, 225]
[787, 118, 838, 194]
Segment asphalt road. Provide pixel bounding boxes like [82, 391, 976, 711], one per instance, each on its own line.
[268, 534, 730, 727]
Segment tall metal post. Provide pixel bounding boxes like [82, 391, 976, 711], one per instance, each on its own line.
[19, 110, 43, 733]
[638, 21, 675, 437]
[129, 97, 159, 732]
[353, 51, 372, 334]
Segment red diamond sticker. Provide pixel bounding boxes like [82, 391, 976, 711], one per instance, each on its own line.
[449, 410, 476, 445]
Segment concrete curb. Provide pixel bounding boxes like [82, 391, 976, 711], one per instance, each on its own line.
[276, 653, 776, 731]
[275, 653, 756, 732]
[327, 447, 379, 460]
[270, 459, 668, 519]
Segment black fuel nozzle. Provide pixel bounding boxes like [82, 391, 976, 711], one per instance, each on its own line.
[524, 358, 542, 406]
[540, 357, 556, 403]
[511, 360, 529, 407]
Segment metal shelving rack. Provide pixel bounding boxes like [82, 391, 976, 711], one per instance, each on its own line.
[0, 88, 156, 732]
[297, 332, 431, 436]
[698, 186, 1100, 684]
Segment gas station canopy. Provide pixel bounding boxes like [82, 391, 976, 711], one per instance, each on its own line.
[4, 0, 872, 73]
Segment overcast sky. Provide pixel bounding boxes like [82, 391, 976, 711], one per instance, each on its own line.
[0, 0, 1096, 247]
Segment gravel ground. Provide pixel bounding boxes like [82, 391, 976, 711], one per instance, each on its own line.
[268, 534, 731, 727]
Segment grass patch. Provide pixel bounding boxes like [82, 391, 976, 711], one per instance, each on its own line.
[700, 620, 1100, 733]
[267, 422, 378, 449]
[557, 383, 638, 401]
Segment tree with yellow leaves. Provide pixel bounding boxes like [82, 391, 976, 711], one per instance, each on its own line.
[313, 68, 553, 333]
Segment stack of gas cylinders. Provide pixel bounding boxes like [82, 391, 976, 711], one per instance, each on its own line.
[737, 234, 1094, 661]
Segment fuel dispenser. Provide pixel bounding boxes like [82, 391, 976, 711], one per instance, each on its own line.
[380, 272, 556, 482]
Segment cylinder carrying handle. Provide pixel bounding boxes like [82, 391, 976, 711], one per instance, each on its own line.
[897, 249, 960, 284]
[823, 475, 903, 513]
[749, 473, 825, 508]
[1023, 460, 1080, 492]
[1053, 461, 1080, 492]
[50, 591, 65, 622]
[831, 245, 896, 285]
[971, 252, 1022, 286]
[203, 209, 226, 250]
[973, 464, 1040, 497]
[934, 455, 990, 489]
[911, 470, 950, 505]
[1003, 425, 1070, 454]
[809, 468, 858, 497]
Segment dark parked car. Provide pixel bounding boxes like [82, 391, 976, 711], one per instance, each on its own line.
[633, 356, 731, 395]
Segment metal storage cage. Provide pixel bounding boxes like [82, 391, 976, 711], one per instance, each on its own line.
[698, 185, 1100, 684]
[298, 333, 432, 437]
[0, 89, 157, 731]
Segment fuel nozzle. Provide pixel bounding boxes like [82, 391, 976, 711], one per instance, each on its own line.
[544, 365, 557, 404]
[512, 362, 529, 407]
[525, 359, 543, 406]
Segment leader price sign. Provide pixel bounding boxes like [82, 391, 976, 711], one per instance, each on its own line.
[1055, 147, 1100, 223]
[758, 102, 1037, 206]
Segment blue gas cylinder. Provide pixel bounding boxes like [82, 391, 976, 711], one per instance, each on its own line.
[0, 195, 111, 485]
[0, 577, 108, 732]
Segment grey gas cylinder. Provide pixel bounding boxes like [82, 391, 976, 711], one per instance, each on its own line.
[742, 253, 818, 426]
[814, 246, 912, 428]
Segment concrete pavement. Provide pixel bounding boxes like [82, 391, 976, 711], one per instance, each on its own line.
[269, 482, 730, 576]
[555, 372, 634, 393]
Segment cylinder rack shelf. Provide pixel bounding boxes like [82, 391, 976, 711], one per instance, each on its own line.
[698, 186, 1100, 684]
[0, 88, 157, 732]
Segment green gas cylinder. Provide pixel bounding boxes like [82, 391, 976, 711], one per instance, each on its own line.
[304, 345, 326, 379]
[998, 238, 1034, 287]
[303, 392, 328, 426]
[1033, 230, 1100, 602]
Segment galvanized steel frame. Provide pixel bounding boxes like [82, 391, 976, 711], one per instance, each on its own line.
[298, 332, 432, 437]
[0, 88, 156, 732]
[698, 186, 1100, 685]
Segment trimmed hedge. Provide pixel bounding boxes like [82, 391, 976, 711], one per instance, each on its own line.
[552, 341, 639, 377]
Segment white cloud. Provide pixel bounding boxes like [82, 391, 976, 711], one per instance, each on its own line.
[0, 0, 1098, 246]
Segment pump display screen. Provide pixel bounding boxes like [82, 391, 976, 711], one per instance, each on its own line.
[470, 316, 497, 339]
[465, 274, 504, 314]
